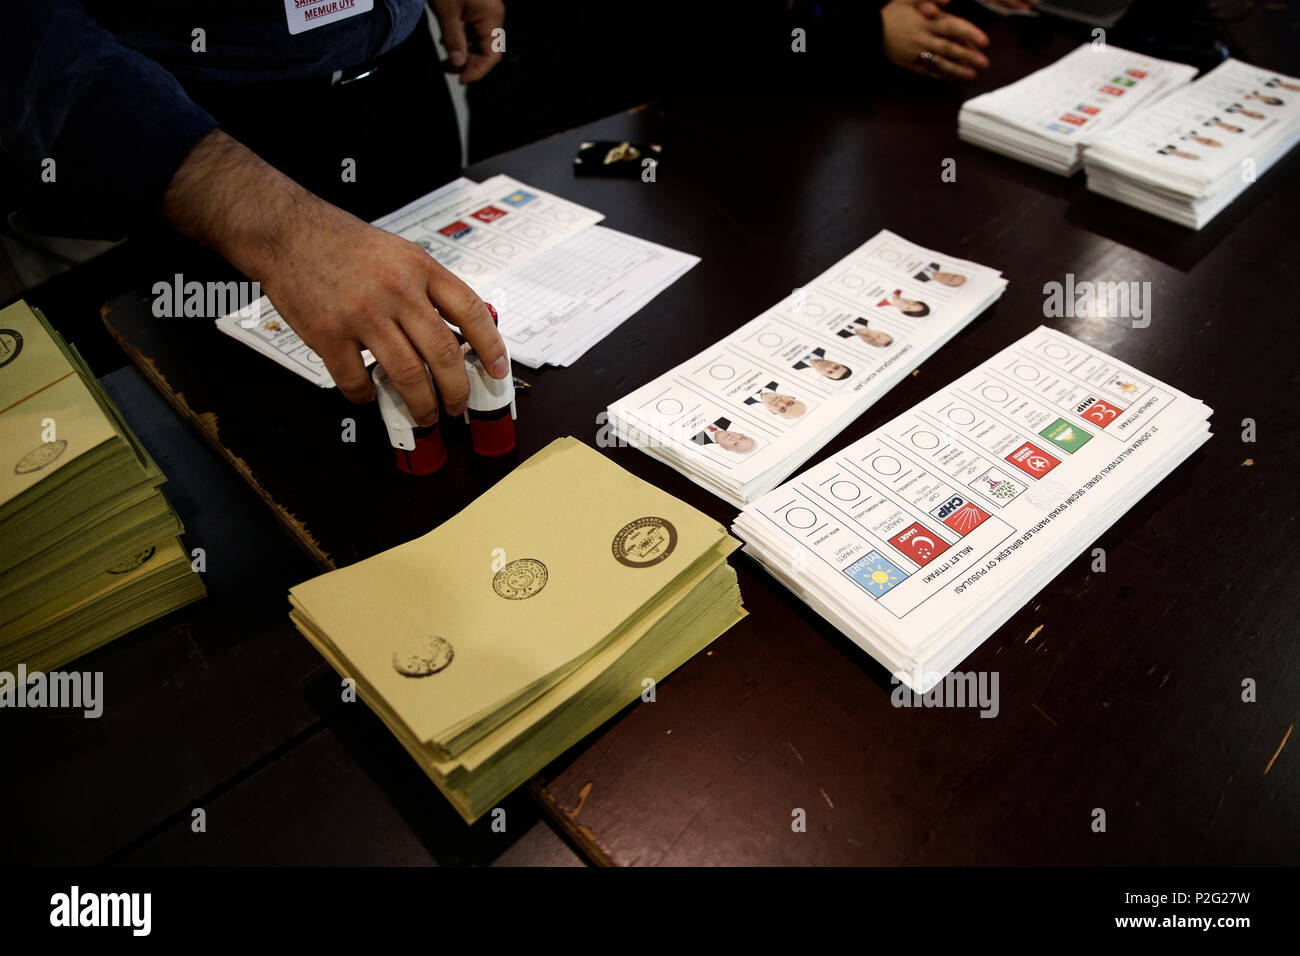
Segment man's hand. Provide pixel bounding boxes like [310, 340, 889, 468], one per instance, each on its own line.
[432, 0, 505, 84]
[881, 0, 991, 82]
[162, 129, 508, 425]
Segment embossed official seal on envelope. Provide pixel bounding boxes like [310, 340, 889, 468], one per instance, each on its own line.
[15, 439, 67, 475]
[392, 635, 455, 677]
[106, 546, 156, 575]
[611, 517, 678, 568]
[492, 558, 549, 599]
[0, 328, 23, 369]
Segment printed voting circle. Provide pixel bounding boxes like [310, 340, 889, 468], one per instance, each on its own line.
[656, 398, 683, 415]
[785, 507, 819, 530]
[830, 480, 861, 501]
[871, 455, 902, 476]
[1012, 363, 1042, 382]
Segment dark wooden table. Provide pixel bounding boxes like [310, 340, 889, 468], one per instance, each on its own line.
[33, 9, 1300, 865]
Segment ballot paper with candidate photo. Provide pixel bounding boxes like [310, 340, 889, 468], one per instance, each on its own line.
[959, 44, 1197, 175]
[734, 326, 1212, 692]
[1083, 60, 1300, 228]
[607, 230, 1007, 506]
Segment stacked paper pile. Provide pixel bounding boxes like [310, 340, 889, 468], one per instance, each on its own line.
[0, 301, 205, 672]
[607, 230, 1006, 506]
[486, 225, 698, 368]
[959, 44, 1196, 175]
[734, 327, 1212, 692]
[1084, 60, 1300, 228]
[218, 176, 697, 377]
[289, 437, 745, 823]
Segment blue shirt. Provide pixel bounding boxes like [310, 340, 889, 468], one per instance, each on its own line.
[0, 0, 428, 237]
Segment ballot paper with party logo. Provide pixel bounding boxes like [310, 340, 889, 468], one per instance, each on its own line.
[215, 174, 698, 378]
[288, 436, 745, 822]
[959, 43, 1197, 175]
[607, 230, 1007, 507]
[1084, 59, 1300, 228]
[734, 326, 1212, 692]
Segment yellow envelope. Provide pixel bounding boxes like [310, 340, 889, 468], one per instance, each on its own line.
[290, 437, 730, 747]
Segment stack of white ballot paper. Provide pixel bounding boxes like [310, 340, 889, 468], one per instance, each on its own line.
[1083, 60, 1300, 228]
[216, 175, 698, 378]
[733, 326, 1213, 692]
[607, 231, 1007, 507]
[959, 44, 1196, 175]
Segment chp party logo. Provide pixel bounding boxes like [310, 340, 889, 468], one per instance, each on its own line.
[929, 495, 990, 536]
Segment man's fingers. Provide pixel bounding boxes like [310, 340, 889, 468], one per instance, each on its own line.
[933, 15, 990, 49]
[931, 35, 989, 71]
[917, 1, 948, 19]
[459, 2, 505, 83]
[321, 342, 375, 404]
[367, 325, 441, 425]
[460, 50, 502, 84]
[434, 2, 470, 69]
[927, 52, 977, 82]
[426, 265, 510, 380]
[398, 306, 473, 415]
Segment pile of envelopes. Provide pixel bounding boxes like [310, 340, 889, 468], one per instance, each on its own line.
[289, 437, 745, 823]
[0, 301, 205, 672]
[1084, 60, 1300, 228]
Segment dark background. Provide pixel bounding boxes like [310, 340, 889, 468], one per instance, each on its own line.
[1, 0, 1297, 870]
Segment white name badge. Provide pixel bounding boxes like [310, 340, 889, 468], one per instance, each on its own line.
[283, 0, 373, 35]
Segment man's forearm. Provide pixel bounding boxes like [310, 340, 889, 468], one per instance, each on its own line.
[161, 128, 326, 281]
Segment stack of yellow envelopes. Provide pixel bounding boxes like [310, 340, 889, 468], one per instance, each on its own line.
[0, 301, 205, 672]
[290, 436, 745, 823]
